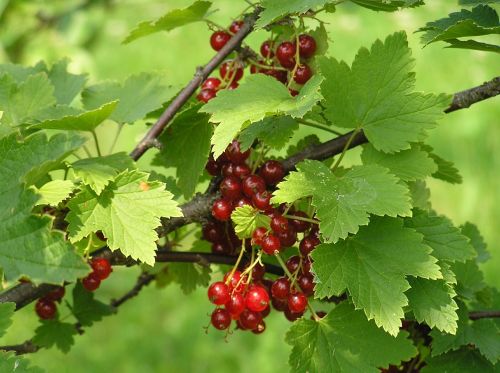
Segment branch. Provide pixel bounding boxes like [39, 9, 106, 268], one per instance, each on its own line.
[129, 8, 262, 161]
[445, 76, 500, 113]
[468, 310, 500, 320]
[110, 272, 154, 309]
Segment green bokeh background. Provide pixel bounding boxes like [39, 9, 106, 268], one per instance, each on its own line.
[1, 1, 499, 372]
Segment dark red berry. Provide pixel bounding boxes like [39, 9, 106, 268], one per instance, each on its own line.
[220, 60, 244, 82]
[44, 286, 65, 302]
[276, 41, 296, 68]
[212, 199, 233, 221]
[261, 234, 281, 255]
[221, 162, 235, 177]
[263, 68, 288, 84]
[284, 307, 304, 321]
[298, 34, 317, 58]
[234, 164, 251, 178]
[90, 257, 112, 280]
[252, 321, 266, 334]
[252, 191, 271, 211]
[229, 20, 244, 34]
[271, 214, 289, 234]
[251, 263, 266, 281]
[228, 81, 239, 90]
[272, 297, 288, 311]
[276, 226, 297, 248]
[289, 89, 299, 97]
[242, 175, 266, 197]
[225, 293, 246, 318]
[197, 88, 217, 103]
[298, 273, 315, 297]
[286, 255, 301, 274]
[82, 272, 101, 292]
[208, 281, 231, 305]
[235, 196, 252, 208]
[205, 156, 220, 176]
[202, 77, 222, 90]
[271, 277, 291, 299]
[260, 40, 275, 59]
[220, 176, 243, 201]
[260, 304, 271, 318]
[299, 235, 320, 256]
[288, 291, 308, 314]
[252, 227, 267, 246]
[259, 160, 285, 186]
[239, 309, 262, 330]
[245, 285, 270, 312]
[293, 64, 312, 84]
[290, 211, 311, 233]
[210, 31, 231, 51]
[225, 140, 250, 164]
[95, 231, 106, 241]
[211, 242, 226, 254]
[35, 298, 57, 320]
[302, 257, 312, 274]
[211, 308, 232, 330]
[202, 221, 223, 243]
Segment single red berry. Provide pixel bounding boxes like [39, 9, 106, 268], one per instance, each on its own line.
[234, 164, 251, 178]
[263, 68, 288, 84]
[252, 227, 267, 246]
[208, 281, 231, 305]
[235, 196, 252, 208]
[271, 277, 291, 299]
[239, 309, 262, 330]
[276, 41, 296, 68]
[261, 234, 281, 255]
[82, 272, 101, 292]
[242, 175, 266, 197]
[202, 77, 222, 90]
[271, 214, 289, 234]
[220, 176, 243, 201]
[252, 320, 266, 334]
[289, 89, 299, 97]
[197, 88, 217, 103]
[260, 304, 271, 318]
[288, 291, 308, 313]
[223, 271, 242, 291]
[225, 293, 246, 318]
[210, 31, 231, 51]
[302, 257, 312, 274]
[202, 221, 223, 243]
[245, 285, 270, 312]
[251, 263, 266, 281]
[229, 20, 244, 34]
[90, 257, 112, 280]
[272, 297, 288, 311]
[286, 255, 301, 274]
[293, 64, 312, 85]
[212, 199, 233, 221]
[290, 211, 312, 233]
[259, 160, 285, 186]
[35, 298, 57, 320]
[284, 307, 304, 321]
[205, 156, 221, 176]
[260, 40, 275, 58]
[298, 273, 315, 297]
[211, 308, 232, 330]
[299, 235, 320, 256]
[44, 286, 65, 302]
[225, 140, 250, 164]
[228, 81, 239, 90]
[276, 226, 298, 248]
[220, 60, 244, 82]
[298, 34, 317, 58]
[252, 191, 271, 211]
[221, 162, 235, 177]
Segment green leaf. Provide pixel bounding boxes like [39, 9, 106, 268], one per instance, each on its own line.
[33, 180, 75, 206]
[153, 106, 212, 199]
[461, 222, 490, 262]
[32, 320, 77, 353]
[71, 282, 112, 326]
[256, 0, 330, 28]
[47, 59, 87, 105]
[421, 145, 462, 184]
[350, 0, 424, 12]
[238, 116, 298, 151]
[231, 205, 271, 239]
[82, 73, 177, 123]
[71, 152, 136, 195]
[286, 134, 321, 157]
[407, 278, 459, 333]
[30, 101, 117, 132]
[319, 32, 450, 153]
[167, 263, 211, 294]
[272, 160, 411, 243]
[201, 74, 323, 158]
[408, 180, 431, 210]
[0, 302, 15, 338]
[423, 347, 498, 373]
[361, 144, 438, 181]
[452, 259, 486, 299]
[446, 38, 500, 53]
[459, 0, 500, 4]
[123, 1, 212, 44]
[285, 302, 417, 372]
[417, 5, 500, 45]
[67, 170, 182, 265]
[0, 351, 44, 373]
[311, 216, 441, 335]
[404, 209, 476, 263]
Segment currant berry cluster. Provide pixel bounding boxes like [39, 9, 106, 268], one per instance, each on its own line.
[81, 257, 113, 292]
[197, 21, 317, 103]
[34, 286, 65, 320]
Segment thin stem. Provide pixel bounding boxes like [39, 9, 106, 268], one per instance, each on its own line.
[330, 126, 361, 172]
[296, 118, 343, 136]
[283, 214, 319, 225]
[287, 32, 301, 89]
[225, 240, 246, 287]
[82, 145, 93, 158]
[91, 130, 102, 157]
[247, 59, 287, 71]
[109, 123, 124, 154]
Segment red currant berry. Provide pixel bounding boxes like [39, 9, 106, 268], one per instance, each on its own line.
[82, 272, 101, 292]
[202, 77, 222, 90]
[272, 297, 288, 311]
[202, 221, 223, 243]
[289, 89, 299, 97]
[242, 175, 266, 197]
[210, 31, 231, 51]
[271, 277, 291, 299]
[302, 257, 312, 274]
[220, 60, 244, 82]
[234, 196, 252, 208]
[197, 88, 217, 103]
[211, 308, 232, 330]
[225, 293, 246, 318]
[228, 81, 239, 90]
[276, 41, 296, 68]
[260, 304, 271, 318]
[284, 307, 304, 321]
[44, 286, 65, 302]
[263, 68, 288, 84]
[299, 235, 320, 256]
[290, 211, 312, 233]
[288, 291, 308, 313]
[252, 227, 267, 246]
[239, 309, 262, 330]
[252, 320, 266, 334]
[276, 226, 298, 248]
[245, 285, 270, 312]
[271, 214, 289, 234]
[234, 164, 251, 178]
[212, 199, 233, 221]
[252, 191, 271, 211]
[223, 271, 242, 291]
[260, 40, 275, 58]
[251, 263, 266, 281]
[298, 273, 315, 297]
[211, 242, 226, 254]
[229, 20, 244, 34]
[208, 281, 231, 305]
[293, 64, 312, 85]
[90, 257, 112, 280]
[298, 34, 317, 58]
[261, 234, 281, 255]
[286, 255, 301, 274]
[35, 298, 57, 320]
[221, 162, 235, 177]
[205, 156, 221, 176]
[259, 160, 285, 186]
[225, 140, 250, 164]
[220, 176, 243, 201]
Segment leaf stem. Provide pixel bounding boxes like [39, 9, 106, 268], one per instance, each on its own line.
[91, 130, 102, 157]
[283, 214, 319, 225]
[109, 123, 124, 154]
[296, 118, 343, 136]
[330, 126, 361, 172]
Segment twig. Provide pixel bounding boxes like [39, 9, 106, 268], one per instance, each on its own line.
[468, 310, 500, 320]
[445, 76, 499, 113]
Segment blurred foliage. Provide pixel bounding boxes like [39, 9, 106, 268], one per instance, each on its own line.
[0, 1, 498, 372]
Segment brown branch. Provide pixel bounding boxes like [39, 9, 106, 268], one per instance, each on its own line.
[129, 7, 262, 161]
[110, 272, 154, 309]
[468, 310, 500, 320]
[445, 76, 500, 113]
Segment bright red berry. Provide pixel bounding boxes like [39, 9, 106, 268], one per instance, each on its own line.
[276, 41, 296, 68]
[288, 291, 308, 313]
[210, 31, 231, 51]
[298, 273, 315, 297]
[239, 309, 262, 330]
[82, 272, 101, 292]
[202, 77, 222, 90]
[259, 160, 285, 186]
[223, 271, 243, 292]
[271, 214, 289, 234]
[197, 88, 217, 103]
[271, 277, 291, 299]
[44, 286, 65, 302]
[220, 60, 244, 82]
[293, 64, 312, 84]
[298, 34, 317, 58]
[229, 20, 244, 34]
[252, 227, 267, 246]
[252, 191, 271, 211]
[242, 175, 266, 197]
[90, 257, 112, 280]
[225, 293, 246, 318]
[261, 234, 281, 255]
[220, 176, 243, 201]
[228, 81, 239, 90]
[208, 281, 231, 305]
[211, 308, 232, 330]
[212, 199, 233, 221]
[35, 298, 57, 320]
[245, 285, 270, 312]
[225, 140, 250, 164]
[260, 40, 275, 58]
[299, 235, 320, 256]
